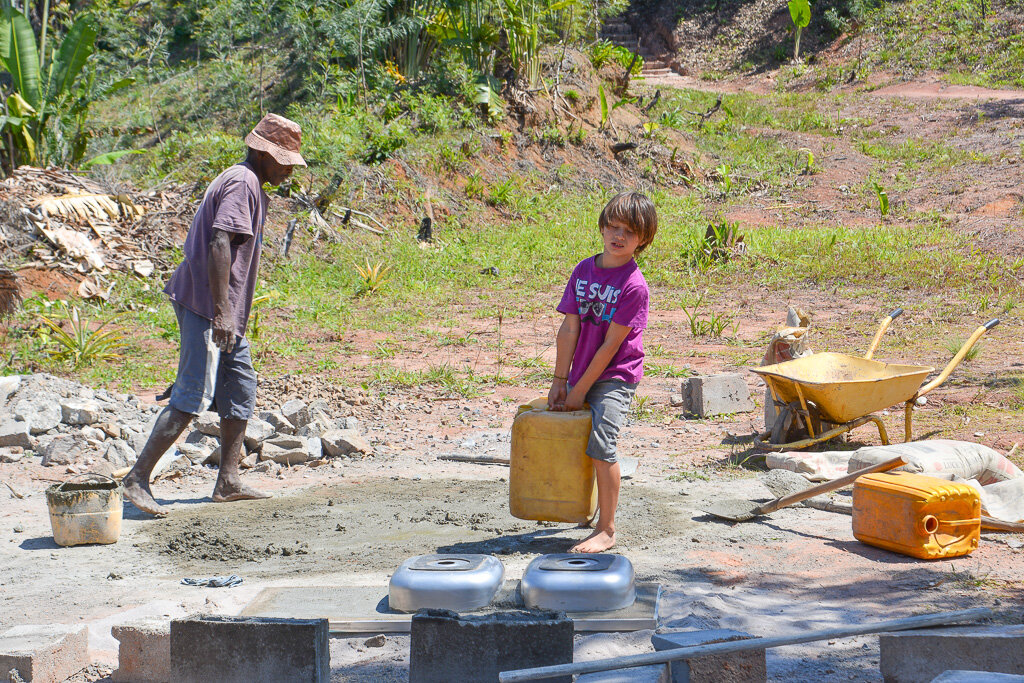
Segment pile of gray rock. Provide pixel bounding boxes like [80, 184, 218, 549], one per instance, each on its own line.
[0, 374, 160, 474]
[182, 397, 372, 473]
[0, 374, 373, 476]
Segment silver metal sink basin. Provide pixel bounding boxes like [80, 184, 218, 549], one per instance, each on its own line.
[521, 553, 635, 612]
[388, 554, 505, 613]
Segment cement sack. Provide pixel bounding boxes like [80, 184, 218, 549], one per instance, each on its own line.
[766, 450, 852, 481]
[961, 478, 1024, 522]
[848, 440, 1022, 486]
[761, 306, 812, 433]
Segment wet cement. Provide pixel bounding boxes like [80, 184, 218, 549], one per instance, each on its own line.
[136, 476, 688, 577]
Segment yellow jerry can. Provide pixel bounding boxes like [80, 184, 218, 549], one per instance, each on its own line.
[509, 398, 597, 523]
[852, 471, 980, 560]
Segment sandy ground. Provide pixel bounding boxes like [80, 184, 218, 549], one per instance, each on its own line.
[2, 391, 1022, 681]
[3, 74, 1024, 680]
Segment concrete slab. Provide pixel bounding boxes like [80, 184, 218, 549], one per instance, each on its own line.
[240, 582, 660, 633]
[652, 628, 766, 683]
[880, 625, 1024, 683]
[170, 615, 329, 683]
[0, 624, 88, 683]
[410, 609, 573, 683]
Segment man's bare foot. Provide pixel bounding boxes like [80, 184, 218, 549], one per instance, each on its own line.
[570, 529, 616, 553]
[122, 475, 167, 517]
[211, 481, 271, 503]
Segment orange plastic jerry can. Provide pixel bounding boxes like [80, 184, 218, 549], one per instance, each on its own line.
[509, 398, 597, 523]
[852, 471, 981, 560]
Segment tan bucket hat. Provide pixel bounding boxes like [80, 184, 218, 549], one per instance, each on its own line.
[244, 113, 307, 167]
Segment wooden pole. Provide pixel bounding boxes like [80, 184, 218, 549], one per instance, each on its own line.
[498, 607, 992, 682]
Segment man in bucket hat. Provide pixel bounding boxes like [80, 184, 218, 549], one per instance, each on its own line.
[124, 113, 306, 516]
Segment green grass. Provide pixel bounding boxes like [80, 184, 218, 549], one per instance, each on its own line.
[367, 362, 484, 398]
[7, 177, 1022, 394]
[867, 0, 1024, 89]
[856, 138, 991, 169]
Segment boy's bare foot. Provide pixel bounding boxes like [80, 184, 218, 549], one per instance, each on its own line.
[122, 475, 167, 517]
[211, 481, 271, 503]
[570, 529, 616, 553]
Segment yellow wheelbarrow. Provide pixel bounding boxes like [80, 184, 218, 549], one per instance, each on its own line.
[751, 310, 999, 451]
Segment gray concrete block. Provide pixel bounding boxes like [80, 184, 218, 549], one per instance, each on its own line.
[0, 420, 32, 449]
[0, 624, 89, 683]
[578, 664, 670, 682]
[410, 609, 573, 683]
[242, 417, 276, 449]
[170, 615, 329, 683]
[60, 398, 102, 425]
[0, 374, 20, 404]
[321, 428, 371, 457]
[932, 672, 1024, 682]
[652, 629, 766, 683]
[40, 434, 85, 467]
[260, 410, 295, 434]
[194, 411, 220, 436]
[682, 374, 754, 418]
[15, 398, 62, 434]
[281, 399, 310, 428]
[111, 619, 170, 683]
[881, 626, 1024, 683]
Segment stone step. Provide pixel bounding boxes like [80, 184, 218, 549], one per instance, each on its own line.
[642, 68, 672, 75]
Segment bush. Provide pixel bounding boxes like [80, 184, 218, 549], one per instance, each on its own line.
[151, 129, 244, 185]
[362, 125, 408, 164]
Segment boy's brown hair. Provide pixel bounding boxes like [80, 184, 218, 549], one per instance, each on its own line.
[598, 191, 658, 253]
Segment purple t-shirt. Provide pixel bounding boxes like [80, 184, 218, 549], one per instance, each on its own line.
[557, 255, 649, 386]
[164, 162, 269, 337]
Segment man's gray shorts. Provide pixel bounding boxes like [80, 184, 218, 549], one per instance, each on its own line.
[569, 379, 637, 464]
[168, 302, 257, 420]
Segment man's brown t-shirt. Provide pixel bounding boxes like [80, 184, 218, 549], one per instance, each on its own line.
[164, 162, 269, 337]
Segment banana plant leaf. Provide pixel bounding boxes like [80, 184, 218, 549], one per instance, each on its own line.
[6, 91, 36, 162]
[48, 15, 99, 101]
[80, 149, 143, 169]
[0, 6, 41, 109]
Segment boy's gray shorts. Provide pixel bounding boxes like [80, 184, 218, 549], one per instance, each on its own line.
[168, 302, 257, 420]
[569, 379, 637, 464]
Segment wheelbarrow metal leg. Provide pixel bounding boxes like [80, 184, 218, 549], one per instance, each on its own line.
[755, 414, 889, 452]
[904, 400, 914, 442]
[793, 383, 815, 438]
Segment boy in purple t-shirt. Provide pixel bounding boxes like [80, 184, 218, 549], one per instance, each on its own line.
[548, 191, 658, 553]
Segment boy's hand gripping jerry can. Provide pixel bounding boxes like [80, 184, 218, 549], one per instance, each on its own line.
[852, 471, 981, 559]
[509, 398, 598, 523]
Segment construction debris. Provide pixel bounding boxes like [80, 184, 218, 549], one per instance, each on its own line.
[0, 166, 191, 278]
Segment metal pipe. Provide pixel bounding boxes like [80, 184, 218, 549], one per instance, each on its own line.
[499, 608, 993, 681]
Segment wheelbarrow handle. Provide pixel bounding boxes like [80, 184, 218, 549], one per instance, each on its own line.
[915, 318, 1000, 398]
[865, 307, 905, 360]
